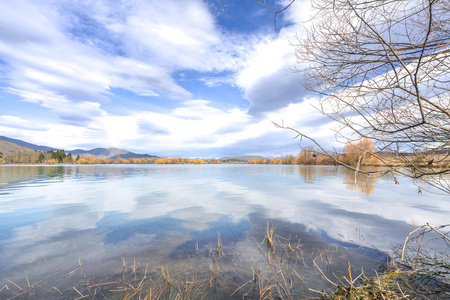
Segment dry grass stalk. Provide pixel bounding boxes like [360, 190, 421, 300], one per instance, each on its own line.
[266, 222, 278, 254]
[122, 257, 129, 278]
[2, 278, 22, 291]
[73, 286, 86, 299]
[161, 266, 171, 285]
[195, 241, 199, 259]
[217, 233, 223, 259]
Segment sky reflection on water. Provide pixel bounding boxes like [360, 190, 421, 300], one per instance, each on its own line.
[0, 164, 448, 296]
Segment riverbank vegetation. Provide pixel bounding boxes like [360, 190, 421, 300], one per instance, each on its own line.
[1, 138, 448, 168]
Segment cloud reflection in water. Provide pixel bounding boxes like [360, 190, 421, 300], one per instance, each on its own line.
[0, 164, 447, 291]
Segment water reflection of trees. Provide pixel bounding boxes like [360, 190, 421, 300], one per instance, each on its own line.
[339, 167, 382, 196]
[0, 166, 66, 185]
[2, 165, 385, 195]
[0, 165, 210, 186]
[295, 165, 382, 195]
[296, 165, 336, 183]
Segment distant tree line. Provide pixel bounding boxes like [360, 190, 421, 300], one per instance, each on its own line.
[1, 149, 75, 164]
[1, 139, 445, 167]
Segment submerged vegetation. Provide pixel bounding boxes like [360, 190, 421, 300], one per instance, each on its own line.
[1, 222, 448, 299]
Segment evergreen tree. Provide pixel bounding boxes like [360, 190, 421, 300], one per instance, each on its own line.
[38, 152, 45, 163]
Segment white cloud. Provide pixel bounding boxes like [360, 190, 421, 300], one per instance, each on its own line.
[93, 0, 248, 72]
[0, 116, 46, 131]
[0, 0, 214, 126]
[235, 1, 313, 116]
[172, 100, 224, 119]
[280, 0, 315, 25]
[5, 87, 108, 126]
[0, 0, 269, 131]
[99, 99, 337, 156]
[237, 36, 292, 89]
[0, 0, 338, 156]
[0, 95, 338, 157]
[199, 76, 235, 87]
[0, 0, 63, 44]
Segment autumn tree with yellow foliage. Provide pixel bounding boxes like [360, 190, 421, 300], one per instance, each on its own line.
[341, 138, 379, 166]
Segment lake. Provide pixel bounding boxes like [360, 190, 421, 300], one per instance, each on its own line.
[0, 164, 448, 299]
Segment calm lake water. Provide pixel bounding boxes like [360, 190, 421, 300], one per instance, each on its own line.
[0, 164, 448, 298]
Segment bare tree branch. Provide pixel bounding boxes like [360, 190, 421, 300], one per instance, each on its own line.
[255, 0, 297, 30]
[268, 0, 450, 193]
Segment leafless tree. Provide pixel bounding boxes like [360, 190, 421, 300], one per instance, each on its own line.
[259, 0, 450, 193]
[255, 0, 297, 29]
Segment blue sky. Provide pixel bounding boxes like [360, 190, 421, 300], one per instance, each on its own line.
[0, 0, 337, 157]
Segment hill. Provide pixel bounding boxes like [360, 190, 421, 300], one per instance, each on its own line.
[0, 140, 34, 155]
[0, 136, 157, 160]
[219, 155, 267, 162]
[0, 136, 57, 152]
[70, 148, 157, 159]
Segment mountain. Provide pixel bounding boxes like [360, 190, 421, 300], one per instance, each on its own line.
[0, 136, 157, 160]
[0, 136, 57, 152]
[219, 155, 267, 162]
[70, 148, 157, 159]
